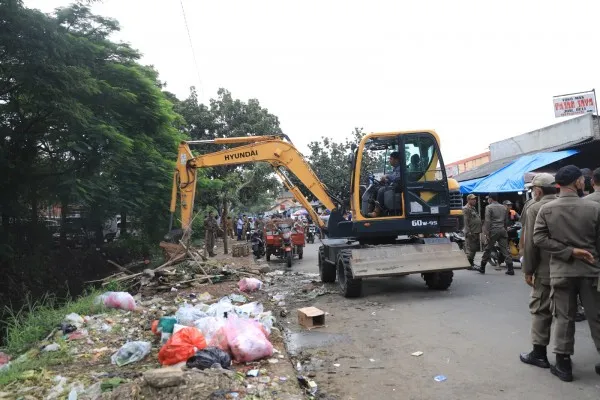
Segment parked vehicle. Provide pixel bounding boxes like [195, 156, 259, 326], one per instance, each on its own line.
[306, 224, 317, 244]
[265, 223, 305, 267]
[251, 230, 265, 259]
[490, 222, 521, 266]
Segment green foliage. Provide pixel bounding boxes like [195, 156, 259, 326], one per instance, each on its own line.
[2, 289, 103, 356]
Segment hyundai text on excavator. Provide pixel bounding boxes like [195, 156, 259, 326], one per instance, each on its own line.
[169, 131, 468, 298]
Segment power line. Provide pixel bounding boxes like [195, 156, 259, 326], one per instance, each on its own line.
[179, 0, 203, 97]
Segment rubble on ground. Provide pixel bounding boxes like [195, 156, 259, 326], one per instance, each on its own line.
[0, 248, 307, 399]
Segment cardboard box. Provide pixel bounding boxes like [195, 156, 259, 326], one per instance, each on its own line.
[297, 307, 325, 328]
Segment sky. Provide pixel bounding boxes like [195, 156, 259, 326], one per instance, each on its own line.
[25, 0, 600, 163]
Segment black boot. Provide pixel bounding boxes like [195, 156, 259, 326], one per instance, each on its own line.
[550, 354, 573, 382]
[519, 345, 550, 368]
[505, 264, 515, 276]
[476, 262, 486, 274]
[467, 259, 476, 271]
[595, 362, 600, 376]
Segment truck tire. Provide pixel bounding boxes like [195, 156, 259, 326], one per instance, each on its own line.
[318, 246, 336, 283]
[298, 246, 303, 260]
[286, 251, 293, 268]
[423, 271, 453, 290]
[337, 249, 362, 298]
[266, 250, 271, 262]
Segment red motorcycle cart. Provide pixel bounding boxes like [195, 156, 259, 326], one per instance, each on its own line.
[264, 221, 306, 268]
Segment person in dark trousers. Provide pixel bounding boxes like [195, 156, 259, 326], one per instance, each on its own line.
[533, 165, 600, 382]
[476, 193, 514, 275]
[519, 173, 557, 369]
[463, 194, 482, 270]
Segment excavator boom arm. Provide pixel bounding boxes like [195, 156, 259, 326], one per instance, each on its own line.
[173, 138, 338, 230]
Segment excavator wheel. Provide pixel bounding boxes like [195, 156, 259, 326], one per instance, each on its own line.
[423, 271, 453, 290]
[337, 249, 362, 298]
[318, 246, 336, 283]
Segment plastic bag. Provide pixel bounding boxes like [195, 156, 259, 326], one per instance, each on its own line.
[224, 315, 273, 362]
[176, 303, 208, 326]
[158, 327, 207, 366]
[255, 312, 275, 335]
[111, 341, 151, 366]
[207, 297, 234, 318]
[96, 292, 136, 311]
[234, 302, 264, 318]
[194, 317, 226, 342]
[238, 278, 263, 293]
[64, 313, 84, 328]
[186, 347, 232, 370]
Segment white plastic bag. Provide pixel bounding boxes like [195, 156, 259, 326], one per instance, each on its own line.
[111, 341, 151, 366]
[207, 297, 234, 318]
[64, 313, 84, 328]
[176, 303, 208, 326]
[234, 302, 264, 318]
[224, 315, 273, 362]
[238, 278, 263, 292]
[194, 316, 226, 344]
[96, 292, 136, 311]
[255, 311, 275, 335]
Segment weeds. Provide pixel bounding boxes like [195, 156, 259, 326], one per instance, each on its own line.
[1, 288, 102, 356]
[0, 343, 72, 387]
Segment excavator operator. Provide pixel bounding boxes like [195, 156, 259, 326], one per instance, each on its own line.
[368, 151, 402, 217]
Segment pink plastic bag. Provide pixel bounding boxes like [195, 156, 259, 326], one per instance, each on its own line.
[97, 292, 136, 311]
[238, 278, 263, 293]
[224, 315, 273, 362]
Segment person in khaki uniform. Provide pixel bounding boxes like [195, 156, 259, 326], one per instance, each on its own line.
[476, 193, 514, 275]
[584, 167, 600, 204]
[226, 216, 235, 239]
[204, 211, 223, 257]
[533, 165, 600, 381]
[463, 194, 482, 270]
[518, 173, 557, 369]
[518, 196, 538, 258]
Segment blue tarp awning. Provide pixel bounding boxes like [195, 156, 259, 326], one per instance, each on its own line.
[467, 150, 578, 194]
[459, 178, 484, 194]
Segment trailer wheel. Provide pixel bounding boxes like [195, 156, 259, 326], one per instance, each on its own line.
[298, 246, 303, 260]
[286, 251, 293, 268]
[319, 246, 336, 283]
[337, 250, 362, 298]
[423, 271, 454, 290]
[266, 250, 271, 262]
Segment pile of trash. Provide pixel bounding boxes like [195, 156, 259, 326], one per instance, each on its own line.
[0, 277, 306, 399]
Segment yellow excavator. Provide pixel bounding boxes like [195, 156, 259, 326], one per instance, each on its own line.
[169, 131, 468, 297]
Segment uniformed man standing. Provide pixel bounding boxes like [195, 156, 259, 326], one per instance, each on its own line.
[463, 194, 482, 270]
[226, 216, 235, 239]
[533, 165, 600, 381]
[584, 167, 600, 203]
[518, 195, 538, 258]
[204, 211, 223, 257]
[476, 193, 514, 275]
[518, 173, 557, 368]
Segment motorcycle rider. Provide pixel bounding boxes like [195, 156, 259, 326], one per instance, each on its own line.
[477, 193, 515, 275]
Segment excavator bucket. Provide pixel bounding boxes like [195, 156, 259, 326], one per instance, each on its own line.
[348, 238, 469, 278]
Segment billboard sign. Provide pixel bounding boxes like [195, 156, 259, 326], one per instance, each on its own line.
[553, 91, 597, 118]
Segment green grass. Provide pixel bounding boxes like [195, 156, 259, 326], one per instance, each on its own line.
[0, 343, 72, 387]
[1, 288, 103, 356]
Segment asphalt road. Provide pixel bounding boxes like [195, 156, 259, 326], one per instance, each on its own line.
[274, 242, 600, 400]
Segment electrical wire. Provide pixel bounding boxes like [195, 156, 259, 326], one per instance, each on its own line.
[179, 0, 203, 97]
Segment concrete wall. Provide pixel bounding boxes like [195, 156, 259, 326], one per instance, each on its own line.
[489, 114, 597, 161]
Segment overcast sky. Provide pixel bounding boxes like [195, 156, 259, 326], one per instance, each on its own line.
[25, 0, 600, 163]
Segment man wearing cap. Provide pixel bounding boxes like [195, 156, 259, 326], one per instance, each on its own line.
[533, 165, 600, 381]
[463, 194, 482, 270]
[584, 167, 600, 204]
[503, 200, 520, 226]
[519, 173, 557, 369]
[477, 193, 515, 275]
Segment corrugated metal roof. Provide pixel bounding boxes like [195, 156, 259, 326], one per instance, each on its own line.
[454, 137, 595, 182]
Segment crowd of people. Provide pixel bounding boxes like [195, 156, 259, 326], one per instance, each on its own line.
[462, 165, 600, 382]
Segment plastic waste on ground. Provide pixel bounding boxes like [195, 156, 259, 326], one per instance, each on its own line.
[47, 376, 68, 400]
[43, 343, 60, 352]
[434, 375, 447, 382]
[228, 293, 247, 303]
[158, 326, 207, 366]
[197, 292, 212, 302]
[186, 347, 232, 370]
[111, 341, 152, 367]
[0, 351, 10, 372]
[206, 297, 234, 318]
[234, 301, 264, 318]
[238, 277, 263, 292]
[224, 315, 273, 362]
[96, 291, 136, 311]
[64, 313, 85, 328]
[193, 316, 227, 348]
[158, 316, 177, 333]
[176, 303, 208, 326]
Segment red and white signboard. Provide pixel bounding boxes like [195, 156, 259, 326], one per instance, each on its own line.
[553, 91, 597, 118]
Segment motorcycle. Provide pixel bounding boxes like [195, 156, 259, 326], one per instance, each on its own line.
[265, 223, 301, 268]
[246, 229, 254, 242]
[306, 224, 316, 244]
[446, 231, 466, 251]
[490, 222, 521, 267]
[251, 230, 265, 259]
